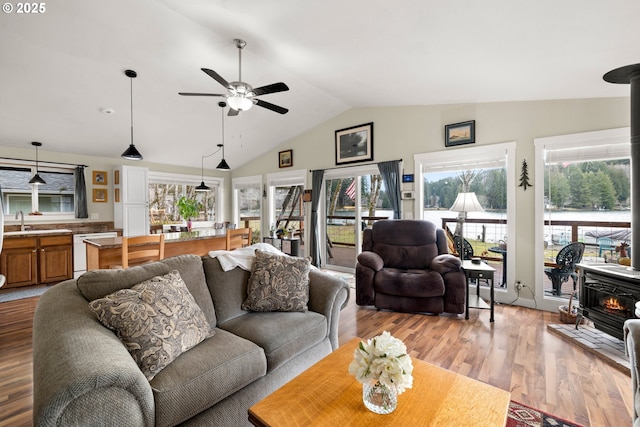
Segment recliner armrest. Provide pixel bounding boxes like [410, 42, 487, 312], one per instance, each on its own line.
[430, 254, 462, 275]
[357, 251, 384, 271]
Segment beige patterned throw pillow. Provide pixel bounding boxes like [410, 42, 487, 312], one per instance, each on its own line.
[89, 270, 214, 380]
[242, 250, 310, 312]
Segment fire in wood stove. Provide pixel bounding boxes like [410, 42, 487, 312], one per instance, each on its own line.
[600, 296, 631, 316]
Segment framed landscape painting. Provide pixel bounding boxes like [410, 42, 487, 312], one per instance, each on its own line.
[445, 120, 475, 147]
[335, 122, 374, 165]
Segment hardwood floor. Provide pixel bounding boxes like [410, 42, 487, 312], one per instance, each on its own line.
[0, 290, 633, 426]
[338, 288, 633, 427]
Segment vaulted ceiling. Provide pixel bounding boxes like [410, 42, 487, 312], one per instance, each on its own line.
[0, 0, 637, 169]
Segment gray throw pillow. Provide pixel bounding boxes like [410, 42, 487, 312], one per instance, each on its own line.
[242, 249, 310, 312]
[89, 270, 214, 380]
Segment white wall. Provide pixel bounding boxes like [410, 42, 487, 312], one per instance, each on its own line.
[232, 97, 631, 304]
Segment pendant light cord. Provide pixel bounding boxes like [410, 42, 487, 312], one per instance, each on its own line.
[130, 75, 134, 145]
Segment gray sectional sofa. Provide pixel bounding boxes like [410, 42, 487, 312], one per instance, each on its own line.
[32, 254, 350, 427]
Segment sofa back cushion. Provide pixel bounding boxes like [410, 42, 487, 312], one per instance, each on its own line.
[202, 256, 251, 324]
[370, 220, 440, 270]
[77, 254, 217, 328]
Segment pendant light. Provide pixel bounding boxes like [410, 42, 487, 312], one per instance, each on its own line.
[216, 102, 231, 170]
[28, 141, 46, 185]
[121, 69, 143, 160]
[195, 154, 211, 192]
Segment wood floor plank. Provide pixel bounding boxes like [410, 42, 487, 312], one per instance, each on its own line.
[0, 286, 634, 427]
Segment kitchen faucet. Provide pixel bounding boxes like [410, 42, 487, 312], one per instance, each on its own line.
[15, 210, 25, 231]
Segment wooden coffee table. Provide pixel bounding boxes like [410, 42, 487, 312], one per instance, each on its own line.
[248, 338, 510, 426]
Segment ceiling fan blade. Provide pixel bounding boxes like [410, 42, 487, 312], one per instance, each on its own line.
[253, 82, 289, 96]
[178, 92, 226, 97]
[228, 108, 239, 117]
[201, 68, 230, 89]
[255, 99, 289, 115]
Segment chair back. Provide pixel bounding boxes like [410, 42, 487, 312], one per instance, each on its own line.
[367, 220, 442, 269]
[555, 242, 585, 273]
[226, 227, 252, 250]
[453, 235, 474, 260]
[121, 234, 165, 268]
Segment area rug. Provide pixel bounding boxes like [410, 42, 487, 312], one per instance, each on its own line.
[0, 285, 48, 303]
[507, 400, 584, 427]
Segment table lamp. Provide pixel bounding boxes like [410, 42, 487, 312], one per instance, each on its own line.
[450, 192, 484, 260]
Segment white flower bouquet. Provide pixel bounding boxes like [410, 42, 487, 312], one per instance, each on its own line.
[348, 331, 413, 394]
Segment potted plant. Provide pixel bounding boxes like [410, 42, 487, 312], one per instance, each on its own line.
[176, 196, 202, 231]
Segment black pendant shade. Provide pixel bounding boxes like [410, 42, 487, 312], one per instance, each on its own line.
[121, 143, 143, 161]
[29, 141, 46, 185]
[216, 158, 230, 170]
[121, 69, 143, 160]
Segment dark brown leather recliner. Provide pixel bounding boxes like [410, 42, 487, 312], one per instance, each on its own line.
[356, 220, 466, 314]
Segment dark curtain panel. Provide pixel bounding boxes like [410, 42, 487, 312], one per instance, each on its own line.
[378, 160, 401, 219]
[74, 166, 89, 218]
[309, 169, 324, 267]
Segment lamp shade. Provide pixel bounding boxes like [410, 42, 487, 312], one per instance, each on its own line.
[195, 181, 211, 192]
[121, 143, 143, 160]
[450, 192, 484, 213]
[216, 158, 230, 170]
[29, 173, 47, 185]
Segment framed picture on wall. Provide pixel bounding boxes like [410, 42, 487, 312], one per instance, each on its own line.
[93, 170, 107, 185]
[445, 120, 475, 147]
[335, 122, 374, 165]
[93, 188, 107, 203]
[279, 149, 293, 168]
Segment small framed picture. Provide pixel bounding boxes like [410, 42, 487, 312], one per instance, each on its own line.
[445, 120, 475, 147]
[335, 122, 374, 165]
[279, 149, 293, 168]
[114, 188, 120, 203]
[114, 169, 120, 185]
[93, 188, 107, 203]
[93, 170, 107, 185]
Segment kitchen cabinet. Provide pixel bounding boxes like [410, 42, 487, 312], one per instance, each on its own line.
[0, 233, 73, 288]
[114, 165, 149, 236]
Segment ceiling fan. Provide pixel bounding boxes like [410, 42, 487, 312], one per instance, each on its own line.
[179, 39, 289, 115]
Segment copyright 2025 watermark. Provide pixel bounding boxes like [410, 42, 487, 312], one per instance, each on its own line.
[3, 2, 47, 13]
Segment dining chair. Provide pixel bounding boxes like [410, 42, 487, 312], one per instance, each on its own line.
[121, 234, 165, 268]
[226, 228, 252, 251]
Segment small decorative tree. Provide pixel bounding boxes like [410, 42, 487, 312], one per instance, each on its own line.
[176, 196, 202, 230]
[519, 159, 532, 190]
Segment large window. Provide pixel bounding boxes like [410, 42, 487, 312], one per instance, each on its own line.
[415, 142, 516, 290]
[0, 165, 75, 216]
[232, 175, 262, 243]
[148, 172, 223, 224]
[534, 128, 630, 308]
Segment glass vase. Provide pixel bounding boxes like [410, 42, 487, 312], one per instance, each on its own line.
[363, 381, 397, 414]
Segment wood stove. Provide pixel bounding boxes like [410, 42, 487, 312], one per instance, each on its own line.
[578, 263, 640, 340]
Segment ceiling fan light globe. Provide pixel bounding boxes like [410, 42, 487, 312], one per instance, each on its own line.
[228, 96, 253, 111]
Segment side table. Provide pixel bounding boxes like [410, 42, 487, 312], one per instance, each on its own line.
[462, 260, 496, 322]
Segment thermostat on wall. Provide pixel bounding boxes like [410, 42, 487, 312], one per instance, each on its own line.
[402, 174, 414, 183]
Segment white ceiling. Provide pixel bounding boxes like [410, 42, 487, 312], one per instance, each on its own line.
[0, 0, 638, 170]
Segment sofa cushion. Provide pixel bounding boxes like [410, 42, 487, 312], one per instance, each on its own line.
[242, 250, 310, 312]
[78, 254, 217, 328]
[88, 270, 214, 381]
[219, 310, 327, 372]
[202, 256, 251, 324]
[150, 328, 266, 427]
[374, 268, 446, 298]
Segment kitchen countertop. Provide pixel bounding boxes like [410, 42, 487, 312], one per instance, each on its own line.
[4, 229, 73, 237]
[84, 229, 227, 248]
